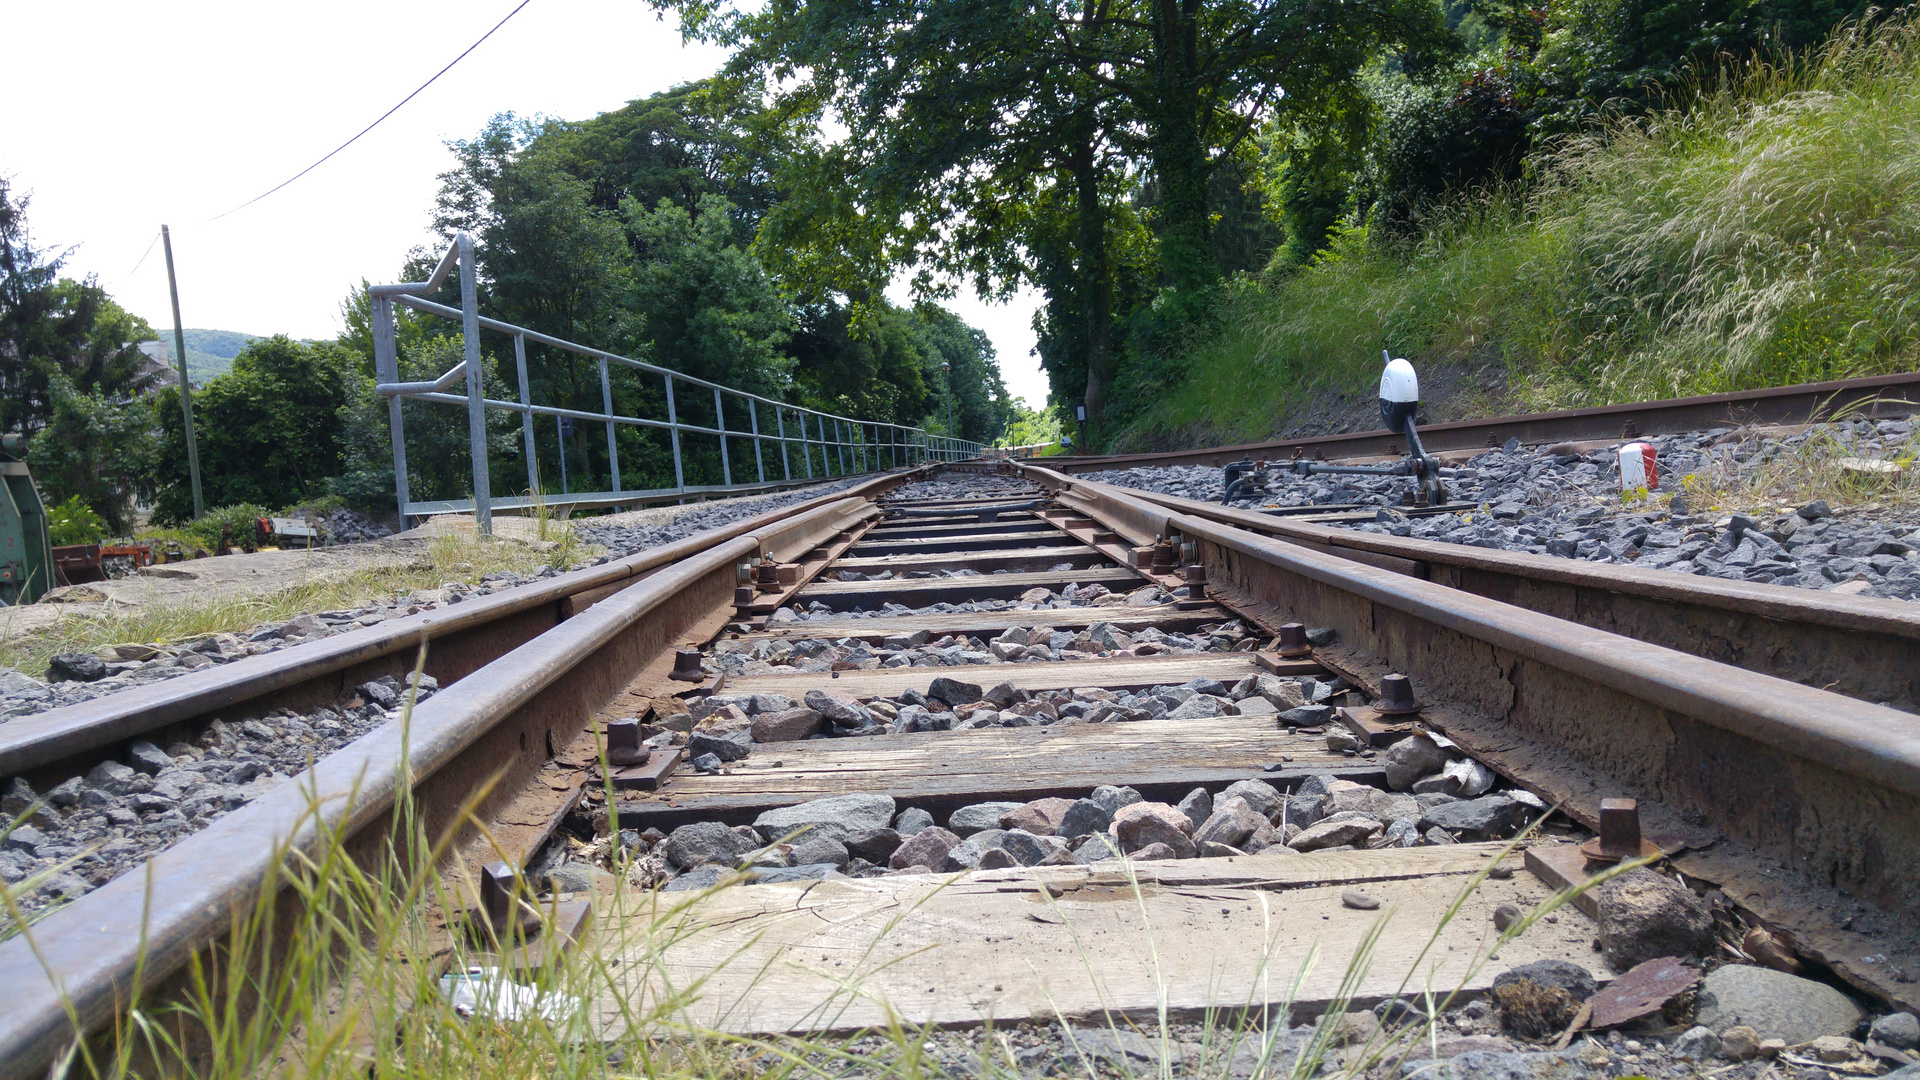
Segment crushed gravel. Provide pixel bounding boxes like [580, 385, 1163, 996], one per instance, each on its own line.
[1084, 419, 1920, 604]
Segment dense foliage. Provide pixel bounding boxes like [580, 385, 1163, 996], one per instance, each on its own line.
[401, 97, 1014, 468]
[10, 0, 1897, 533]
[1121, 16, 1920, 447]
[151, 337, 370, 523]
[633, 0, 1903, 448]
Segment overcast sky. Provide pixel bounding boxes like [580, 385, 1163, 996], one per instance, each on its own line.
[7, 0, 1050, 405]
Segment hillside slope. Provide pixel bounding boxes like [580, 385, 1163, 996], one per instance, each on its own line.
[1114, 18, 1920, 451]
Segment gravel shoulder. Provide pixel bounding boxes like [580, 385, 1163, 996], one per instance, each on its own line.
[1085, 418, 1920, 612]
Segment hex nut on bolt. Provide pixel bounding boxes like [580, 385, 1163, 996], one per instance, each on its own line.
[1375, 673, 1420, 714]
[480, 862, 517, 929]
[1581, 797, 1656, 862]
[1150, 540, 1176, 570]
[668, 648, 705, 682]
[1275, 623, 1313, 658]
[604, 717, 648, 766]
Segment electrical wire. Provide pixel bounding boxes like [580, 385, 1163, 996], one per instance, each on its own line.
[209, 0, 536, 221]
[126, 229, 162, 277]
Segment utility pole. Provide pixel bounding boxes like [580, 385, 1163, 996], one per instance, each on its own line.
[161, 226, 205, 519]
[941, 360, 954, 450]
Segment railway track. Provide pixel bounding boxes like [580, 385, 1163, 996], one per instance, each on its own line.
[1, 462, 1917, 1078]
[1043, 368, 1920, 473]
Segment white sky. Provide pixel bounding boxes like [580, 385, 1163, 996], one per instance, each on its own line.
[6, 0, 1051, 406]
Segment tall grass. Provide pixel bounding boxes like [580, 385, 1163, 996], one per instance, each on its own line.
[1127, 14, 1920, 448]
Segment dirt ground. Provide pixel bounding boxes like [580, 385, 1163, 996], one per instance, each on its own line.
[2, 543, 427, 639]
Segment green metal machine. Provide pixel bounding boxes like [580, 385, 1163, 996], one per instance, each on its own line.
[0, 434, 53, 605]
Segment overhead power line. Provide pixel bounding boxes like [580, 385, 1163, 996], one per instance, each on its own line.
[210, 0, 536, 221]
[126, 229, 162, 277]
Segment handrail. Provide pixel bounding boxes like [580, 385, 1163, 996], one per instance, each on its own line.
[368, 234, 983, 532]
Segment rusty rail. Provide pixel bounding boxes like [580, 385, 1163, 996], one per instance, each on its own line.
[1038, 475, 1920, 713]
[1042, 369, 1920, 472]
[1018, 463, 1920, 999]
[8, 459, 1920, 1074]
[0, 472, 926, 782]
[0, 481, 926, 1078]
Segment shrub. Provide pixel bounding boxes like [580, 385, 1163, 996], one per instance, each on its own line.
[46, 494, 108, 546]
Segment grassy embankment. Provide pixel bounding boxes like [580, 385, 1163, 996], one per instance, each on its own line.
[1124, 16, 1920, 450]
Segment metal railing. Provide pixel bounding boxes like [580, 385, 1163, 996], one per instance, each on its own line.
[368, 235, 981, 532]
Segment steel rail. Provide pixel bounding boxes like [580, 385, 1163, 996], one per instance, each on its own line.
[1019, 466, 1920, 927]
[1042, 369, 1920, 472]
[0, 471, 924, 781]
[10, 462, 1920, 1073]
[1034, 474, 1920, 712]
[0, 483, 923, 1079]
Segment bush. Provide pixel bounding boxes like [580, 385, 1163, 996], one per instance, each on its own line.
[46, 495, 108, 546]
[176, 504, 271, 553]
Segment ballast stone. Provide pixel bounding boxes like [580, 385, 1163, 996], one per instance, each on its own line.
[949, 801, 1024, 836]
[753, 793, 896, 842]
[1693, 964, 1864, 1045]
[1594, 868, 1716, 969]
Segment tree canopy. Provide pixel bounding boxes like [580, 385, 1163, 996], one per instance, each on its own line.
[0, 179, 159, 436]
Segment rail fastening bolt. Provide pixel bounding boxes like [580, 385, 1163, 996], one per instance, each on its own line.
[1375, 673, 1420, 714]
[1183, 564, 1207, 601]
[1276, 622, 1313, 658]
[1150, 539, 1176, 571]
[480, 862, 517, 929]
[668, 648, 705, 681]
[1596, 798, 1643, 861]
[605, 717, 647, 766]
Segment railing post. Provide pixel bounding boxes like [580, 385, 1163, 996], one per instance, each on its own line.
[835, 418, 847, 475]
[776, 406, 792, 480]
[457, 233, 492, 535]
[665, 374, 685, 492]
[749, 398, 765, 483]
[601, 358, 620, 495]
[371, 293, 411, 524]
[714, 387, 731, 487]
[515, 333, 537, 498]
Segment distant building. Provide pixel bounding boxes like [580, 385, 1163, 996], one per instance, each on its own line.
[134, 340, 183, 391]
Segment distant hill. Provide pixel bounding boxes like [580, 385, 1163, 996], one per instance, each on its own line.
[144, 329, 260, 383]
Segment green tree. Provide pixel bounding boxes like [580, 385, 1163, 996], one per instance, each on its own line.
[914, 305, 1012, 444]
[151, 337, 367, 521]
[650, 0, 1440, 419]
[27, 376, 159, 535]
[549, 77, 790, 230]
[0, 180, 159, 434]
[786, 301, 933, 429]
[625, 193, 792, 392]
